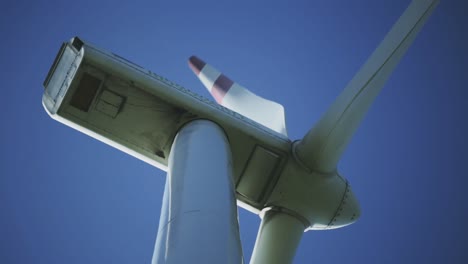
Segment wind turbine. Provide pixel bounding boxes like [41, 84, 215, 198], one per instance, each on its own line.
[41, 0, 438, 263]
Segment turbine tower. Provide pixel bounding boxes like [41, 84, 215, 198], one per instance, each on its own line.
[41, 1, 438, 263]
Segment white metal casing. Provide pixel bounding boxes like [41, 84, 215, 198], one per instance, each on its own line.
[42, 37, 363, 231]
[42, 38, 290, 215]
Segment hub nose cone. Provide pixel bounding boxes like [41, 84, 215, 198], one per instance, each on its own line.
[329, 185, 360, 229]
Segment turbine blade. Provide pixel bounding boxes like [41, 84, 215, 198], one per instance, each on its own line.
[189, 56, 288, 136]
[295, 0, 439, 172]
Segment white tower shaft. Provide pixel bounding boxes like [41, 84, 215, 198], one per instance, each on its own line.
[152, 120, 243, 264]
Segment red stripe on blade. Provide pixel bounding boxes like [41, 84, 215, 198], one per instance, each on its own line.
[212, 74, 234, 103]
[188, 56, 206, 75]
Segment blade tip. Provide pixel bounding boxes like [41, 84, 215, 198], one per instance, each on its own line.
[188, 55, 206, 75]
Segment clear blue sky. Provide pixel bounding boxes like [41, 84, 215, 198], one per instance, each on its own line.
[1, 0, 467, 263]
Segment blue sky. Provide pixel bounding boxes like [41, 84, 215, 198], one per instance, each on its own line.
[1, 0, 467, 263]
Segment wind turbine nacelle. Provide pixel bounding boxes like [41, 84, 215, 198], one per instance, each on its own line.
[42, 37, 292, 214]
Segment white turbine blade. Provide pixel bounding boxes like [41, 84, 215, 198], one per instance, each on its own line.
[250, 209, 305, 264]
[295, 0, 439, 173]
[189, 56, 288, 136]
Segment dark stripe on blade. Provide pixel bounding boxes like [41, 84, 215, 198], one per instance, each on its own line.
[188, 56, 206, 75]
[212, 74, 234, 103]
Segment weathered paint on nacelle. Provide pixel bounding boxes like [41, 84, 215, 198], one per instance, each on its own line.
[43, 37, 291, 215]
